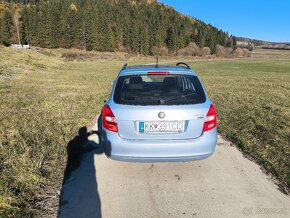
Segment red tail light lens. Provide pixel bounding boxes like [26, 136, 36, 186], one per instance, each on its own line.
[203, 104, 217, 132]
[102, 105, 118, 132]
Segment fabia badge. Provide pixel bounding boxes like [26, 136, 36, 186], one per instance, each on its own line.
[158, 112, 165, 119]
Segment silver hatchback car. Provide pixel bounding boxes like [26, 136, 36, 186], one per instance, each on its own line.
[101, 62, 217, 162]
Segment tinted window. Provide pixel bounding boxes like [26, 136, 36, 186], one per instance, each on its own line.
[113, 74, 206, 105]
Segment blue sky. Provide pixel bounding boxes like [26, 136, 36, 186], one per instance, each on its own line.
[159, 0, 290, 42]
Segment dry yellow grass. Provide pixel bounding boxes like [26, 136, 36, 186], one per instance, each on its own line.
[0, 47, 289, 216]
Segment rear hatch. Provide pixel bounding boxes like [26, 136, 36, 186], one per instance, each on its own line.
[112, 73, 208, 140]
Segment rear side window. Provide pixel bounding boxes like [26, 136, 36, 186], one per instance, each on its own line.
[113, 74, 206, 105]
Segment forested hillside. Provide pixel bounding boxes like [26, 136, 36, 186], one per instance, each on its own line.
[0, 0, 236, 54]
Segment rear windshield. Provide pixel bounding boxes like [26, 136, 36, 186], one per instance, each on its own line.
[113, 74, 206, 105]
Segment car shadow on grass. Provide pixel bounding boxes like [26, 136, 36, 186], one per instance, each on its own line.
[58, 117, 104, 218]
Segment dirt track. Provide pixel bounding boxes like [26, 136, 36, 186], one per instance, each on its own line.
[58, 122, 290, 218]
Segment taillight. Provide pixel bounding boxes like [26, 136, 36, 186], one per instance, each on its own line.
[203, 104, 217, 132]
[147, 72, 170, 75]
[102, 105, 118, 132]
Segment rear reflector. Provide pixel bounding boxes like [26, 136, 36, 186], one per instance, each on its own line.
[147, 72, 170, 75]
[203, 104, 217, 132]
[102, 105, 118, 132]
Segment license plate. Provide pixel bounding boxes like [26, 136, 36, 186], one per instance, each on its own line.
[139, 121, 184, 133]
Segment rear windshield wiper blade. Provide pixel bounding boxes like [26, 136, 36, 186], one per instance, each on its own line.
[160, 93, 196, 104]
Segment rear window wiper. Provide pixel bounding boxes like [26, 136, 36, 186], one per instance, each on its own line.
[159, 93, 196, 104]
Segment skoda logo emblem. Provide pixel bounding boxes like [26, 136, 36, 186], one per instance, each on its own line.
[158, 112, 165, 119]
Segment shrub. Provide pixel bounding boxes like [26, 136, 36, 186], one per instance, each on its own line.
[187, 42, 200, 56]
[233, 47, 244, 57]
[201, 47, 211, 56]
[176, 48, 187, 56]
[226, 47, 233, 55]
[177, 42, 200, 56]
[216, 45, 227, 57]
[176, 48, 186, 56]
[216, 45, 251, 58]
[151, 46, 169, 56]
[242, 48, 251, 57]
[233, 48, 251, 57]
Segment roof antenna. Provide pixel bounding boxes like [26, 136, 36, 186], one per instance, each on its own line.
[155, 53, 159, 68]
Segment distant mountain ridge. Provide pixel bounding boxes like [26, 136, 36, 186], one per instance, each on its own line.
[236, 37, 290, 46]
[236, 36, 290, 50]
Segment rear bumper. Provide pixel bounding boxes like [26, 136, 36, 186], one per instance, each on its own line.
[109, 154, 213, 162]
[101, 127, 217, 163]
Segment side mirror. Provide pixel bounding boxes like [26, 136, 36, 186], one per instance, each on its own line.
[110, 80, 115, 86]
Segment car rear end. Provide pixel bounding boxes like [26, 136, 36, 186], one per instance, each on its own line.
[101, 65, 217, 162]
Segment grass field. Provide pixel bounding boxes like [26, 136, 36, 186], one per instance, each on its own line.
[0, 47, 289, 217]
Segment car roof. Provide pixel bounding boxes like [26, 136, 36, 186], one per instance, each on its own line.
[119, 65, 196, 76]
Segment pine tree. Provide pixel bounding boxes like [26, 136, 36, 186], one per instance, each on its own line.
[197, 28, 205, 48]
[0, 10, 12, 46]
[82, 8, 95, 51]
[19, 6, 29, 44]
[232, 36, 237, 49]
[128, 18, 139, 53]
[63, 7, 76, 48]
[4, 0, 232, 55]
[140, 24, 150, 55]
[166, 26, 177, 51]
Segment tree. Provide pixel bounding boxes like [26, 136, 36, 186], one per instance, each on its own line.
[2, 0, 231, 55]
[232, 36, 237, 49]
[11, 6, 21, 44]
[19, 6, 29, 44]
[166, 26, 178, 51]
[0, 10, 12, 46]
[197, 28, 205, 48]
[128, 18, 139, 53]
[63, 6, 77, 48]
[139, 24, 150, 54]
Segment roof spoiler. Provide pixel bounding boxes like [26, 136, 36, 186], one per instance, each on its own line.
[121, 62, 191, 70]
[121, 63, 128, 70]
[176, 62, 191, 69]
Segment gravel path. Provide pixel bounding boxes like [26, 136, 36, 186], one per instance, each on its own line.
[57, 119, 290, 218]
